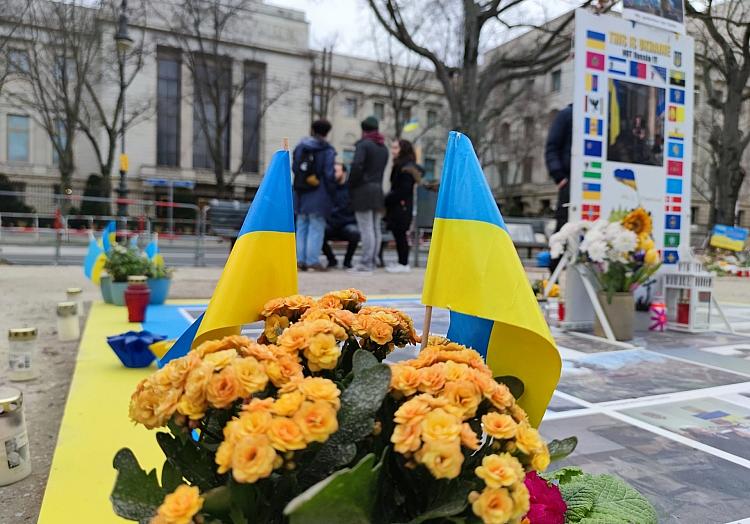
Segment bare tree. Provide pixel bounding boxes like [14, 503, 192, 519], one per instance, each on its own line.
[0, 0, 32, 94]
[687, 0, 750, 228]
[367, 0, 594, 143]
[76, 0, 151, 209]
[154, 0, 289, 197]
[6, 0, 100, 204]
[312, 44, 335, 120]
[371, 34, 432, 138]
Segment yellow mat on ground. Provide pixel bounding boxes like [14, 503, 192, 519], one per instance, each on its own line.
[38, 302, 195, 524]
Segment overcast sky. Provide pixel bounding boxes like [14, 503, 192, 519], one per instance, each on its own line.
[267, 0, 589, 59]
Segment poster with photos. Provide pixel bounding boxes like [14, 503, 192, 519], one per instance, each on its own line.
[571, 9, 694, 265]
[622, 0, 686, 35]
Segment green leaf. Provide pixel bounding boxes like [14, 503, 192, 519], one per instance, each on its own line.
[297, 350, 391, 488]
[156, 431, 223, 491]
[561, 473, 657, 524]
[111, 448, 166, 523]
[494, 375, 524, 400]
[352, 348, 378, 375]
[161, 460, 183, 493]
[547, 436, 578, 462]
[284, 453, 381, 524]
[202, 485, 232, 515]
[397, 480, 472, 524]
[542, 466, 584, 485]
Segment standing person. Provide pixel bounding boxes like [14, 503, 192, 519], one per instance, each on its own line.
[322, 163, 360, 269]
[385, 139, 422, 273]
[348, 116, 388, 274]
[545, 103, 573, 234]
[292, 119, 336, 272]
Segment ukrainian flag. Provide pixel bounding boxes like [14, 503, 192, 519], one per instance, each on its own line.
[403, 118, 419, 133]
[586, 30, 606, 51]
[145, 233, 164, 267]
[163, 149, 298, 362]
[83, 232, 107, 284]
[101, 220, 117, 253]
[422, 132, 560, 427]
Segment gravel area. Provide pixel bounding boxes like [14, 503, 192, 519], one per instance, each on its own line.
[0, 264, 747, 523]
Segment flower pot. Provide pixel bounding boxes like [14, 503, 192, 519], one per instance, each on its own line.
[147, 278, 172, 305]
[110, 282, 128, 307]
[100, 274, 113, 304]
[594, 291, 635, 341]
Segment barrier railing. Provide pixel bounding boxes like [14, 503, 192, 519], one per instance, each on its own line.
[0, 190, 215, 266]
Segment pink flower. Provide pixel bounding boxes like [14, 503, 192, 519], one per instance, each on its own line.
[523, 471, 567, 524]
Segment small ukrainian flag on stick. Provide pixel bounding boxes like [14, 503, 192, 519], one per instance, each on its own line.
[162, 147, 298, 362]
[421, 132, 561, 427]
[83, 231, 107, 284]
[145, 233, 165, 267]
[403, 118, 419, 134]
[101, 220, 117, 253]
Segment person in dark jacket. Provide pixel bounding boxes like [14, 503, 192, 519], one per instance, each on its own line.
[322, 163, 360, 269]
[348, 116, 389, 273]
[544, 103, 573, 233]
[293, 119, 336, 271]
[384, 139, 422, 273]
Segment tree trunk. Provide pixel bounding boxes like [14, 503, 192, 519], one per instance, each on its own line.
[709, 88, 746, 228]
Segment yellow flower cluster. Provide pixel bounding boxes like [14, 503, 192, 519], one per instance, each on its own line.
[353, 306, 418, 349]
[316, 288, 367, 311]
[260, 294, 315, 343]
[214, 377, 340, 483]
[129, 336, 303, 428]
[389, 343, 550, 524]
[277, 318, 348, 372]
[150, 484, 203, 524]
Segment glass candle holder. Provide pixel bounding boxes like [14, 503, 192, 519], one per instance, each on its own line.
[66, 287, 83, 316]
[0, 386, 31, 486]
[7, 328, 38, 381]
[57, 302, 80, 342]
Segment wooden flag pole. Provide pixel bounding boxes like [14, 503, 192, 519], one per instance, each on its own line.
[282, 137, 289, 151]
[420, 306, 433, 349]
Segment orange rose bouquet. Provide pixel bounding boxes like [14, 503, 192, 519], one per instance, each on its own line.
[112, 289, 654, 524]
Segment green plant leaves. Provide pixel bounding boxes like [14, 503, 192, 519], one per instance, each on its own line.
[111, 448, 167, 523]
[547, 436, 578, 462]
[542, 466, 584, 485]
[297, 349, 391, 488]
[156, 431, 222, 491]
[396, 480, 473, 524]
[284, 453, 382, 524]
[559, 472, 658, 524]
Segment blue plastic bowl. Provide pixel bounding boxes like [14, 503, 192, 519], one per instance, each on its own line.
[536, 250, 551, 268]
[106, 330, 166, 368]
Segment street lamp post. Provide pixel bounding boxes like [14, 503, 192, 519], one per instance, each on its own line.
[114, 0, 133, 217]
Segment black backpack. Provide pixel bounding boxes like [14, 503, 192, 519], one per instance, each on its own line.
[292, 146, 321, 192]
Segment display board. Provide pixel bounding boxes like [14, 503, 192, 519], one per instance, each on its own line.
[571, 9, 694, 265]
[622, 0, 686, 35]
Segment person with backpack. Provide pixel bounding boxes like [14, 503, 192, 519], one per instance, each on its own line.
[293, 119, 336, 271]
[348, 116, 389, 274]
[385, 139, 423, 273]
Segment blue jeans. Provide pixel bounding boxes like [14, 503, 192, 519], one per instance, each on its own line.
[296, 213, 326, 266]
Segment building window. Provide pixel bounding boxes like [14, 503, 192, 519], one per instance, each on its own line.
[499, 122, 510, 143]
[498, 161, 509, 184]
[8, 49, 29, 73]
[242, 63, 264, 173]
[427, 109, 438, 127]
[398, 106, 411, 124]
[523, 117, 535, 141]
[691, 206, 699, 225]
[157, 49, 181, 167]
[193, 58, 231, 170]
[8, 115, 30, 162]
[343, 97, 358, 118]
[373, 102, 385, 121]
[737, 209, 745, 227]
[423, 157, 436, 180]
[551, 69, 561, 93]
[52, 119, 67, 166]
[522, 156, 533, 183]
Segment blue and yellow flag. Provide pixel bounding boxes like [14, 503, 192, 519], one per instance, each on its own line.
[163, 150, 298, 362]
[101, 220, 117, 253]
[83, 232, 107, 284]
[422, 132, 560, 427]
[403, 118, 419, 133]
[145, 233, 164, 267]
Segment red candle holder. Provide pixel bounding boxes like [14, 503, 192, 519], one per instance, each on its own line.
[125, 276, 151, 323]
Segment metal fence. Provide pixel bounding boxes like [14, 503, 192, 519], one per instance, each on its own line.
[0, 190, 213, 266]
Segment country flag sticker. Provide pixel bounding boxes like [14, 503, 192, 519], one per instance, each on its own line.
[629, 60, 647, 79]
[608, 56, 627, 75]
[666, 178, 683, 195]
[584, 139, 603, 157]
[667, 141, 684, 159]
[586, 52, 605, 71]
[667, 160, 683, 176]
[669, 88, 685, 105]
[650, 65, 667, 83]
[664, 250, 680, 264]
[665, 195, 682, 213]
[665, 214, 682, 231]
[586, 30, 606, 50]
[668, 105, 685, 123]
[585, 117, 603, 136]
[670, 69, 686, 87]
[585, 73, 599, 92]
[664, 232, 681, 248]
[582, 203, 601, 221]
